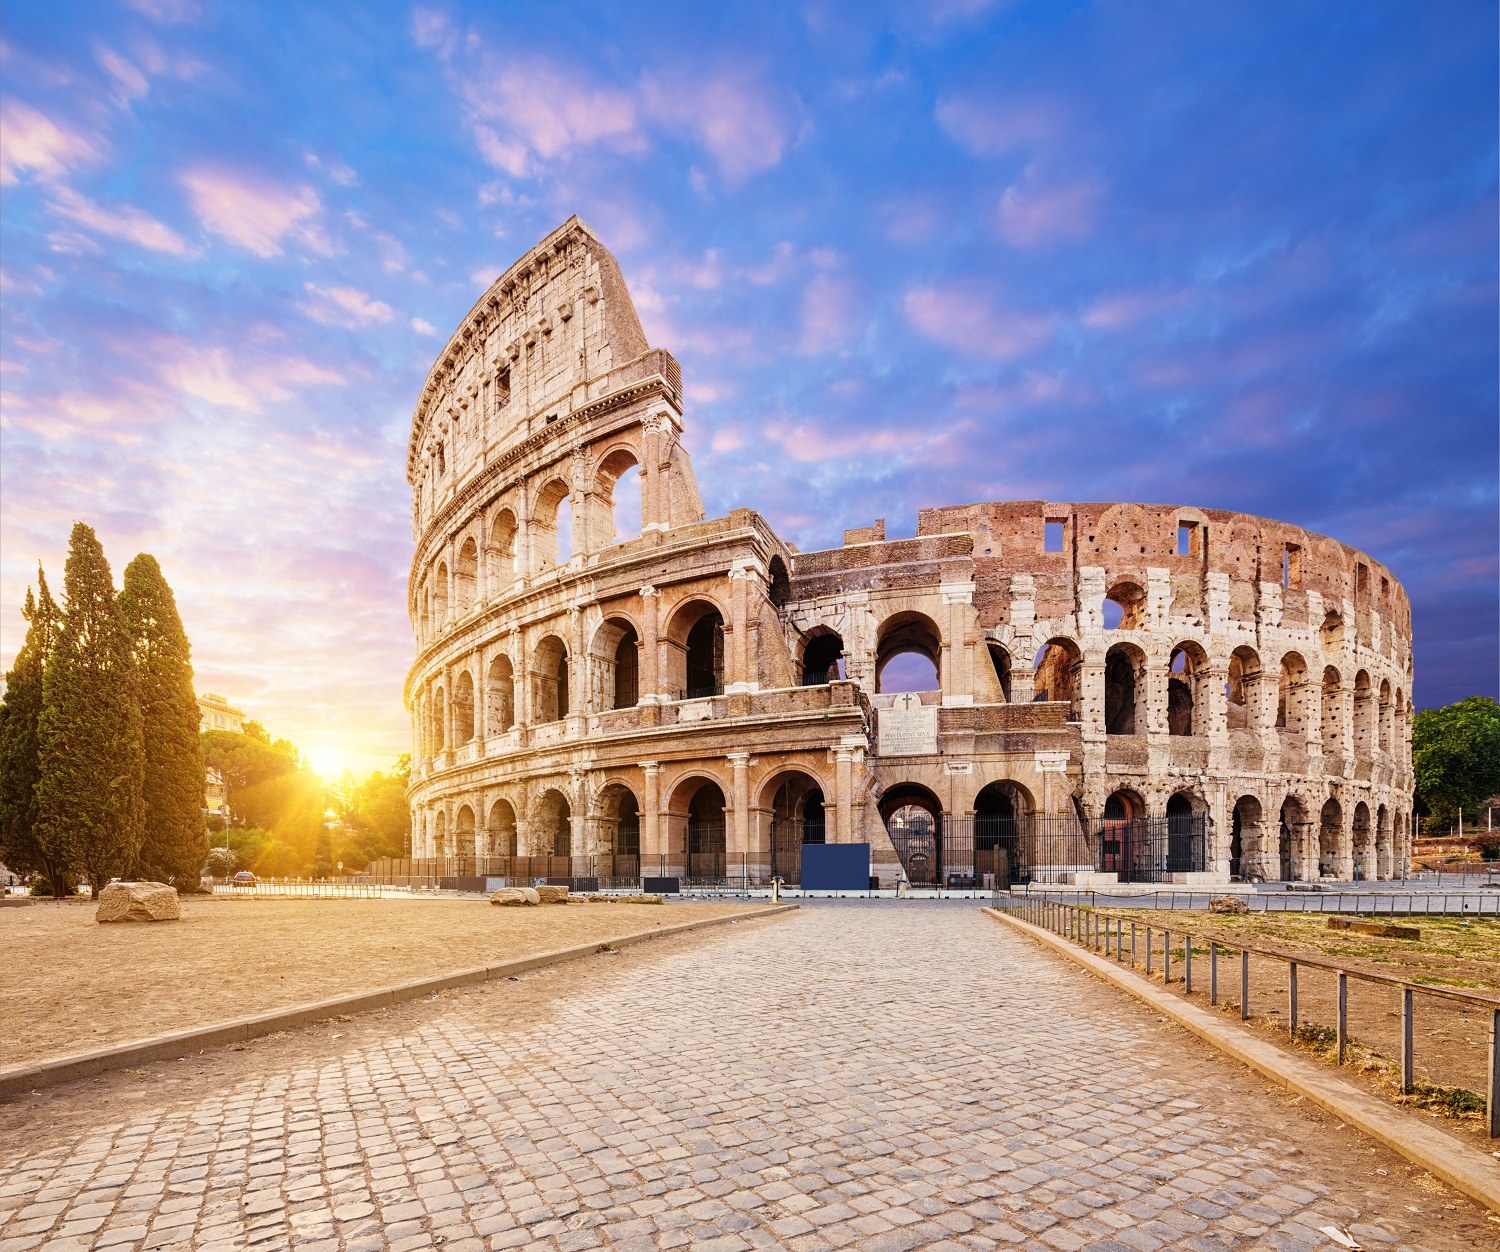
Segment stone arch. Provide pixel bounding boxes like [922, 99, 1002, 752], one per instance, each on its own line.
[1320, 666, 1343, 753]
[1279, 794, 1309, 881]
[800, 628, 845, 686]
[432, 808, 447, 859]
[532, 477, 572, 571]
[1276, 652, 1309, 733]
[432, 561, 449, 628]
[1033, 637, 1081, 715]
[760, 769, 826, 883]
[664, 598, 726, 698]
[589, 616, 640, 711]
[533, 634, 570, 722]
[1103, 579, 1147, 631]
[1378, 679, 1392, 752]
[1104, 642, 1145, 735]
[595, 445, 642, 546]
[973, 780, 1030, 889]
[876, 611, 942, 694]
[1319, 797, 1343, 878]
[665, 775, 727, 879]
[1352, 801, 1372, 879]
[487, 508, 518, 594]
[1320, 610, 1344, 651]
[454, 804, 476, 857]
[1231, 794, 1266, 881]
[879, 782, 944, 888]
[486, 654, 515, 733]
[1226, 645, 1262, 729]
[533, 787, 573, 860]
[593, 781, 641, 866]
[452, 670, 475, 744]
[1166, 790, 1207, 873]
[767, 556, 791, 609]
[986, 642, 1012, 703]
[486, 798, 517, 857]
[1353, 670, 1374, 756]
[454, 537, 478, 613]
[1167, 640, 1209, 736]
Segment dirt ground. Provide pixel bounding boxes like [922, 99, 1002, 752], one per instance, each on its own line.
[1080, 908, 1500, 1140]
[0, 895, 771, 1070]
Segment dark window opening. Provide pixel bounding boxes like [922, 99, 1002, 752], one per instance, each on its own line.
[615, 794, 640, 857]
[802, 633, 845, 686]
[1105, 650, 1138, 735]
[1283, 544, 1302, 589]
[685, 612, 725, 698]
[613, 628, 639, 709]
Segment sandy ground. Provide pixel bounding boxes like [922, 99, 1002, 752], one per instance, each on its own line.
[1079, 909, 1500, 1139]
[0, 896, 771, 1070]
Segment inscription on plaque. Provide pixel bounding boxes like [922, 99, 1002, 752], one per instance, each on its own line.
[879, 693, 938, 756]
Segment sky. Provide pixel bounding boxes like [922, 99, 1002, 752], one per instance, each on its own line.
[2, 0, 1496, 780]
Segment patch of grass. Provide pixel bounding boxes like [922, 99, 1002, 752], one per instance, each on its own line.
[1397, 1083, 1487, 1119]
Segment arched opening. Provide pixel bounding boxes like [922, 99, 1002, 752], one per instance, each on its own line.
[767, 556, 791, 609]
[1276, 653, 1308, 733]
[685, 611, 725, 698]
[1378, 680, 1392, 753]
[881, 783, 943, 888]
[532, 478, 571, 571]
[1352, 801, 1372, 880]
[1167, 642, 1207, 736]
[1033, 638, 1081, 717]
[1104, 644, 1143, 735]
[451, 670, 475, 745]
[1102, 581, 1146, 630]
[801, 631, 845, 686]
[595, 784, 640, 878]
[1166, 792, 1204, 872]
[433, 809, 447, 860]
[1279, 797, 1305, 881]
[1100, 790, 1145, 877]
[533, 635, 569, 722]
[766, 771, 825, 884]
[1320, 667, 1343, 754]
[597, 448, 641, 545]
[1376, 804, 1391, 880]
[589, 618, 639, 711]
[487, 655, 515, 733]
[487, 509, 517, 594]
[975, 781, 1027, 888]
[685, 781, 726, 880]
[987, 644, 1012, 703]
[1353, 670, 1373, 756]
[454, 804, 476, 858]
[431, 686, 446, 753]
[486, 799, 516, 857]
[1231, 795, 1264, 881]
[1226, 646, 1261, 730]
[454, 538, 478, 613]
[432, 563, 449, 629]
[1320, 611, 1344, 652]
[876, 612, 942, 695]
[1319, 798, 1342, 879]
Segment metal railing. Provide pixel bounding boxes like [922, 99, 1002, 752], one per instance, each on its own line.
[1016, 886, 1500, 916]
[994, 894, 1500, 1137]
[211, 879, 391, 899]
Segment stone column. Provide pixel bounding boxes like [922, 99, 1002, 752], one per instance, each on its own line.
[727, 561, 752, 693]
[835, 747, 854, 843]
[640, 761, 661, 870]
[639, 586, 660, 701]
[728, 753, 750, 862]
[940, 580, 976, 706]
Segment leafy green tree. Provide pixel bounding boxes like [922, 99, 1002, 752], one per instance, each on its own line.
[1413, 696, 1500, 831]
[119, 554, 208, 888]
[201, 728, 299, 818]
[0, 569, 74, 895]
[36, 524, 144, 894]
[330, 755, 411, 868]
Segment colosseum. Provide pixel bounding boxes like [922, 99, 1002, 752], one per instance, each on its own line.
[402, 216, 1415, 891]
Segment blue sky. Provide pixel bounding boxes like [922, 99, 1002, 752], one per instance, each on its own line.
[2, 0, 1495, 776]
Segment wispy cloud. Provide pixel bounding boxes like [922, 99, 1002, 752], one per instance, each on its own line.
[995, 166, 1100, 248]
[904, 285, 1056, 360]
[154, 340, 345, 411]
[299, 283, 394, 328]
[642, 69, 792, 182]
[179, 167, 327, 257]
[0, 99, 100, 185]
[48, 186, 188, 254]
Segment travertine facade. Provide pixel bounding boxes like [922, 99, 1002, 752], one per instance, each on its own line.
[405, 218, 1414, 885]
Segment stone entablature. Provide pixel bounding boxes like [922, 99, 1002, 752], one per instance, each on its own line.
[405, 218, 1415, 886]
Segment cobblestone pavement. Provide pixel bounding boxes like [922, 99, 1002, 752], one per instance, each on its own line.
[1, 902, 1493, 1251]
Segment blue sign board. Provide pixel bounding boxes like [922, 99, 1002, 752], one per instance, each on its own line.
[800, 843, 870, 891]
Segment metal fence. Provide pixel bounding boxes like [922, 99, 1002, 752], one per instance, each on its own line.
[887, 815, 1207, 889]
[993, 894, 1500, 1137]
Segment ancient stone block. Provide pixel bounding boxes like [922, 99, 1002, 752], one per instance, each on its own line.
[95, 881, 181, 923]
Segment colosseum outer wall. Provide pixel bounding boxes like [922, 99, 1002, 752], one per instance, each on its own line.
[403, 216, 1415, 887]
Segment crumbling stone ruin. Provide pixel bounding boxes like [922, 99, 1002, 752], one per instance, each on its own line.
[405, 218, 1413, 887]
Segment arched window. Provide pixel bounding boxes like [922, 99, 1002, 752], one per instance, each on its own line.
[1167, 643, 1207, 736]
[1276, 653, 1308, 733]
[597, 448, 641, 545]
[876, 613, 941, 694]
[615, 792, 640, 857]
[432, 563, 449, 628]
[487, 655, 514, 733]
[1319, 798, 1342, 878]
[987, 644, 1012, 703]
[533, 636, 569, 722]
[686, 782, 726, 878]
[614, 628, 639, 708]
[486, 799, 516, 857]
[454, 538, 478, 612]
[431, 686, 446, 752]
[1226, 646, 1260, 729]
[1033, 638, 1081, 716]
[452, 671, 475, 744]
[1103, 581, 1146, 630]
[532, 479, 571, 571]
[455, 805, 476, 856]
[801, 632, 845, 686]
[767, 557, 791, 609]
[488, 510, 517, 594]
[685, 612, 724, 698]
[1104, 645, 1143, 735]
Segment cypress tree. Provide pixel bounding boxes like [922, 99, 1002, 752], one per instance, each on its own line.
[36, 523, 145, 894]
[119, 554, 208, 888]
[0, 569, 72, 895]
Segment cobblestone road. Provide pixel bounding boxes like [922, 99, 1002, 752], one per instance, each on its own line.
[1, 902, 1492, 1251]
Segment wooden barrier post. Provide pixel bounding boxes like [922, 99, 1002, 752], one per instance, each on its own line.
[1210, 942, 1218, 1006]
[1241, 949, 1250, 1020]
[1401, 988, 1414, 1093]
[1288, 962, 1299, 1036]
[1337, 972, 1348, 1064]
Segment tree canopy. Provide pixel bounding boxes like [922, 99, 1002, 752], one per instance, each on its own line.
[1413, 696, 1500, 830]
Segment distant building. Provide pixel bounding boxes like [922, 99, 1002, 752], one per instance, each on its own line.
[198, 692, 245, 817]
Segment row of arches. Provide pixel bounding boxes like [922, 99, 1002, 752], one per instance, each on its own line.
[415, 448, 643, 640]
[1230, 794, 1410, 881]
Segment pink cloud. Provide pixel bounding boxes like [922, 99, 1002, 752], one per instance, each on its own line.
[904, 285, 1055, 360]
[995, 166, 1100, 247]
[1082, 286, 1194, 330]
[463, 60, 640, 175]
[156, 341, 345, 411]
[47, 186, 188, 255]
[643, 70, 792, 182]
[935, 94, 1063, 156]
[0, 98, 100, 185]
[299, 282, 394, 328]
[179, 167, 328, 257]
[797, 273, 856, 355]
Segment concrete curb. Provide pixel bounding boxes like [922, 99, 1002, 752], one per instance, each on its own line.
[982, 907, 1500, 1215]
[0, 904, 797, 1098]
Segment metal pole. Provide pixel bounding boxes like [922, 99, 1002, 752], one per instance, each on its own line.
[1489, 1007, 1499, 1139]
[1210, 942, 1218, 1006]
[1241, 949, 1250, 1020]
[1185, 933, 1193, 995]
[1146, 928, 1153, 976]
[1164, 931, 1172, 985]
[1401, 988, 1414, 1093]
[1131, 922, 1137, 966]
[1288, 962, 1298, 1036]
[1337, 973, 1348, 1064]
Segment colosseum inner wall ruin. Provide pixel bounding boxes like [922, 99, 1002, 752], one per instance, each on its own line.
[402, 216, 1415, 890]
